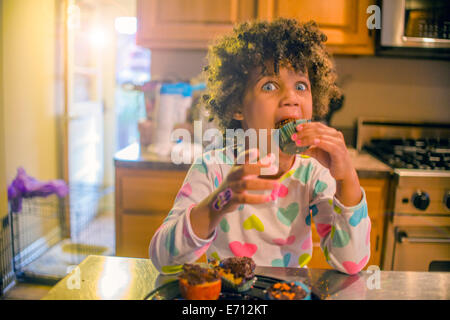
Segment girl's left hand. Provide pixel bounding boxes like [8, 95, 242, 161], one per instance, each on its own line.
[291, 122, 356, 182]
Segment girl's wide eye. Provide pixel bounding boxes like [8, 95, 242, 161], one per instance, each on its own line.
[262, 82, 277, 91]
[296, 83, 307, 91]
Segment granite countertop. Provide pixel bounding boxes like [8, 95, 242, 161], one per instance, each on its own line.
[42, 255, 449, 300]
[115, 143, 392, 178]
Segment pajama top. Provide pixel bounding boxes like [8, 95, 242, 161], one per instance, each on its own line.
[149, 146, 371, 275]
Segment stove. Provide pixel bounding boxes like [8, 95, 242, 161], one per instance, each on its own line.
[357, 119, 450, 272]
[364, 138, 450, 171]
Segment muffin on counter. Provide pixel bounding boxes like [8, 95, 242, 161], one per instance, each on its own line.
[266, 281, 311, 300]
[178, 263, 222, 300]
[212, 256, 257, 292]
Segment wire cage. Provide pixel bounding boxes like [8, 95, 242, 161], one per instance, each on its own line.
[7, 184, 114, 285]
[0, 215, 15, 296]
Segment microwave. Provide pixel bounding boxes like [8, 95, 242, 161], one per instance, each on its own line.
[377, 0, 450, 59]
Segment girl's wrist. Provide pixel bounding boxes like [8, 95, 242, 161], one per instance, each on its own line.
[335, 169, 362, 207]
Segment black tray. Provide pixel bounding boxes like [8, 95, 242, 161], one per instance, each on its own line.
[144, 275, 320, 300]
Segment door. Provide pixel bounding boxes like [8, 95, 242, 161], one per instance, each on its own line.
[393, 226, 450, 271]
[65, 0, 104, 236]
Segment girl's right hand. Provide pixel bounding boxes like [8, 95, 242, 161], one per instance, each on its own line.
[208, 149, 280, 215]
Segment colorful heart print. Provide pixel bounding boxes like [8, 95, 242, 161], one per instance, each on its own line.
[342, 255, 369, 275]
[195, 243, 211, 258]
[349, 202, 368, 227]
[305, 204, 319, 226]
[301, 236, 313, 250]
[165, 225, 179, 257]
[176, 183, 192, 199]
[323, 245, 330, 261]
[293, 162, 314, 184]
[270, 184, 289, 200]
[163, 209, 175, 224]
[332, 229, 350, 247]
[333, 204, 342, 214]
[229, 241, 257, 257]
[316, 223, 332, 238]
[277, 202, 299, 226]
[161, 265, 183, 274]
[298, 253, 312, 267]
[273, 235, 296, 246]
[219, 218, 230, 233]
[214, 170, 222, 188]
[271, 253, 291, 267]
[313, 180, 328, 198]
[243, 214, 265, 232]
[238, 204, 244, 211]
[210, 251, 221, 261]
[192, 161, 208, 174]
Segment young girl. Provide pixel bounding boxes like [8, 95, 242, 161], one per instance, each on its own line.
[149, 18, 370, 275]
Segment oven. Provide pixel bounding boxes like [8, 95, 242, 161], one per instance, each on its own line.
[358, 119, 450, 271]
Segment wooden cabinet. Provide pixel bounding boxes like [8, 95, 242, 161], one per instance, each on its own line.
[308, 177, 389, 270]
[137, 0, 257, 49]
[257, 0, 375, 55]
[137, 0, 375, 54]
[115, 166, 187, 258]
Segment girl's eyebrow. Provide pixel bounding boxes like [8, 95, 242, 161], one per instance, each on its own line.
[254, 70, 309, 83]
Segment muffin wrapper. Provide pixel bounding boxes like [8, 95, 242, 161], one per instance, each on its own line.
[278, 119, 311, 155]
[221, 275, 257, 293]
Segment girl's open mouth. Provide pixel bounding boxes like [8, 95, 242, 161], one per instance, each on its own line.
[275, 118, 297, 129]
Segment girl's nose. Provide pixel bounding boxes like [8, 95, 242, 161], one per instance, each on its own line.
[280, 88, 300, 107]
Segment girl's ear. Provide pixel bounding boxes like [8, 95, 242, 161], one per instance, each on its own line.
[233, 110, 244, 121]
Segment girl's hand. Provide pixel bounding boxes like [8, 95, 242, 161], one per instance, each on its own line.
[291, 122, 362, 206]
[208, 149, 280, 215]
[291, 122, 355, 182]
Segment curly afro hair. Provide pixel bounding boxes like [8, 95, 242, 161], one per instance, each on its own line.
[202, 18, 342, 132]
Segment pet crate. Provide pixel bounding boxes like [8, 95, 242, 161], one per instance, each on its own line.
[7, 184, 114, 285]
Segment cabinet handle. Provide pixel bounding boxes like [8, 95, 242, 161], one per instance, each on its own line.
[375, 235, 379, 251]
[397, 231, 450, 244]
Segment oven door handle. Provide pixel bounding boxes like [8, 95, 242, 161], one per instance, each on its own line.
[397, 231, 450, 244]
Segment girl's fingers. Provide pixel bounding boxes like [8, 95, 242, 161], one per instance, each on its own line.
[228, 162, 272, 181]
[230, 177, 279, 193]
[296, 122, 343, 139]
[235, 191, 272, 205]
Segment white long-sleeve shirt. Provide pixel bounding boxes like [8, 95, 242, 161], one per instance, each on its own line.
[149, 146, 371, 275]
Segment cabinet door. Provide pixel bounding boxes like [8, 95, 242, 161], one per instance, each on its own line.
[137, 0, 257, 49]
[257, 0, 375, 55]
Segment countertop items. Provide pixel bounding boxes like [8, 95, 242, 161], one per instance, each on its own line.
[114, 143, 392, 179]
[42, 255, 449, 300]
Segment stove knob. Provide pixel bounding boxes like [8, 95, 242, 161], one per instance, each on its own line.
[444, 191, 450, 210]
[412, 191, 430, 211]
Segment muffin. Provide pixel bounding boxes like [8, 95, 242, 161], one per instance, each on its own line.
[212, 257, 257, 292]
[266, 281, 311, 300]
[276, 119, 311, 155]
[178, 263, 222, 300]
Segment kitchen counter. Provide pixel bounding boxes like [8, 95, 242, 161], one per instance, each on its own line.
[42, 255, 449, 300]
[114, 143, 392, 178]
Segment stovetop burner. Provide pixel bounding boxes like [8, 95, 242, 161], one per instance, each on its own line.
[364, 138, 450, 170]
